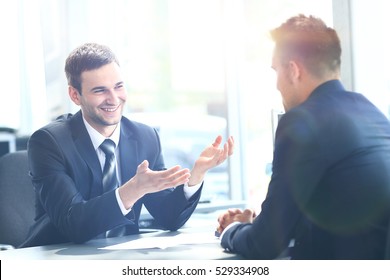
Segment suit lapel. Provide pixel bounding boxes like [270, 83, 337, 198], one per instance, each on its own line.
[70, 111, 104, 196]
[119, 120, 139, 184]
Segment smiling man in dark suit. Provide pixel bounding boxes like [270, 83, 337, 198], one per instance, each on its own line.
[217, 14, 390, 259]
[20, 43, 234, 248]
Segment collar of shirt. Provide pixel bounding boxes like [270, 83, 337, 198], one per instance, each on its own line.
[82, 117, 121, 150]
[82, 115, 122, 182]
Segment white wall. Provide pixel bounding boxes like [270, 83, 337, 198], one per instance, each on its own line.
[0, 0, 48, 134]
[350, 1, 390, 116]
[0, 1, 21, 130]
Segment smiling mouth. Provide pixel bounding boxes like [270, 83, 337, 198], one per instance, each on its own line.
[101, 105, 120, 112]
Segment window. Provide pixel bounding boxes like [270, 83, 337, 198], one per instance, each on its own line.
[18, 0, 334, 208]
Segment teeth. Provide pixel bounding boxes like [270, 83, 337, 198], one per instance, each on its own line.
[102, 107, 117, 112]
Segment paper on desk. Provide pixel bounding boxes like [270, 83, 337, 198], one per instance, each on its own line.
[100, 232, 219, 250]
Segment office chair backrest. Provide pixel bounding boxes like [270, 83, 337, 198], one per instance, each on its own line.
[0, 150, 35, 248]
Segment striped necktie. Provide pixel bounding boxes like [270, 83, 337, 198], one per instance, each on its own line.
[100, 139, 134, 238]
[99, 139, 118, 192]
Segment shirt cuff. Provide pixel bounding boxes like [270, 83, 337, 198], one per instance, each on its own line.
[183, 182, 202, 200]
[219, 221, 240, 240]
[115, 188, 132, 215]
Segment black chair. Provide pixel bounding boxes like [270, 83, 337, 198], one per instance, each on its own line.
[0, 150, 35, 249]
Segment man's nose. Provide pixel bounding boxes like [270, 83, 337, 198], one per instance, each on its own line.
[105, 89, 120, 103]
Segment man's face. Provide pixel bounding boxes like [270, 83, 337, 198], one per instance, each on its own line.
[272, 50, 295, 111]
[272, 48, 301, 111]
[70, 62, 127, 136]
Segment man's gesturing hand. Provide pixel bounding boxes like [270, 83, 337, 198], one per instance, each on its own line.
[188, 135, 234, 186]
[119, 160, 190, 209]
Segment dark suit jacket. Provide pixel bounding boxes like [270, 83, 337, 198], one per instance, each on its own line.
[222, 80, 390, 259]
[20, 111, 201, 248]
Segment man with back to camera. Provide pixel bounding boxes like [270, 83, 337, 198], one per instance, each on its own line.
[216, 14, 390, 259]
[20, 42, 234, 247]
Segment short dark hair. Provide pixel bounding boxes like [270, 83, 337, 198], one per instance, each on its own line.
[64, 43, 119, 94]
[270, 14, 341, 78]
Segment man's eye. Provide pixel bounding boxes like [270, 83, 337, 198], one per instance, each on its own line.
[115, 84, 124, 90]
[93, 89, 105, 94]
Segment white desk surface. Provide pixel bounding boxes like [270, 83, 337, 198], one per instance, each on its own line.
[0, 213, 241, 260]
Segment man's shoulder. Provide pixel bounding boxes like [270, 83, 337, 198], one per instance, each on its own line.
[120, 116, 159, 144]
[32, 112, 80, 139]
[121, 115, 156, 133]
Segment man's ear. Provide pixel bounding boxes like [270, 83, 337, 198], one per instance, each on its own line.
[288, 60, 302, 82]
[68, 86, 81, 105]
